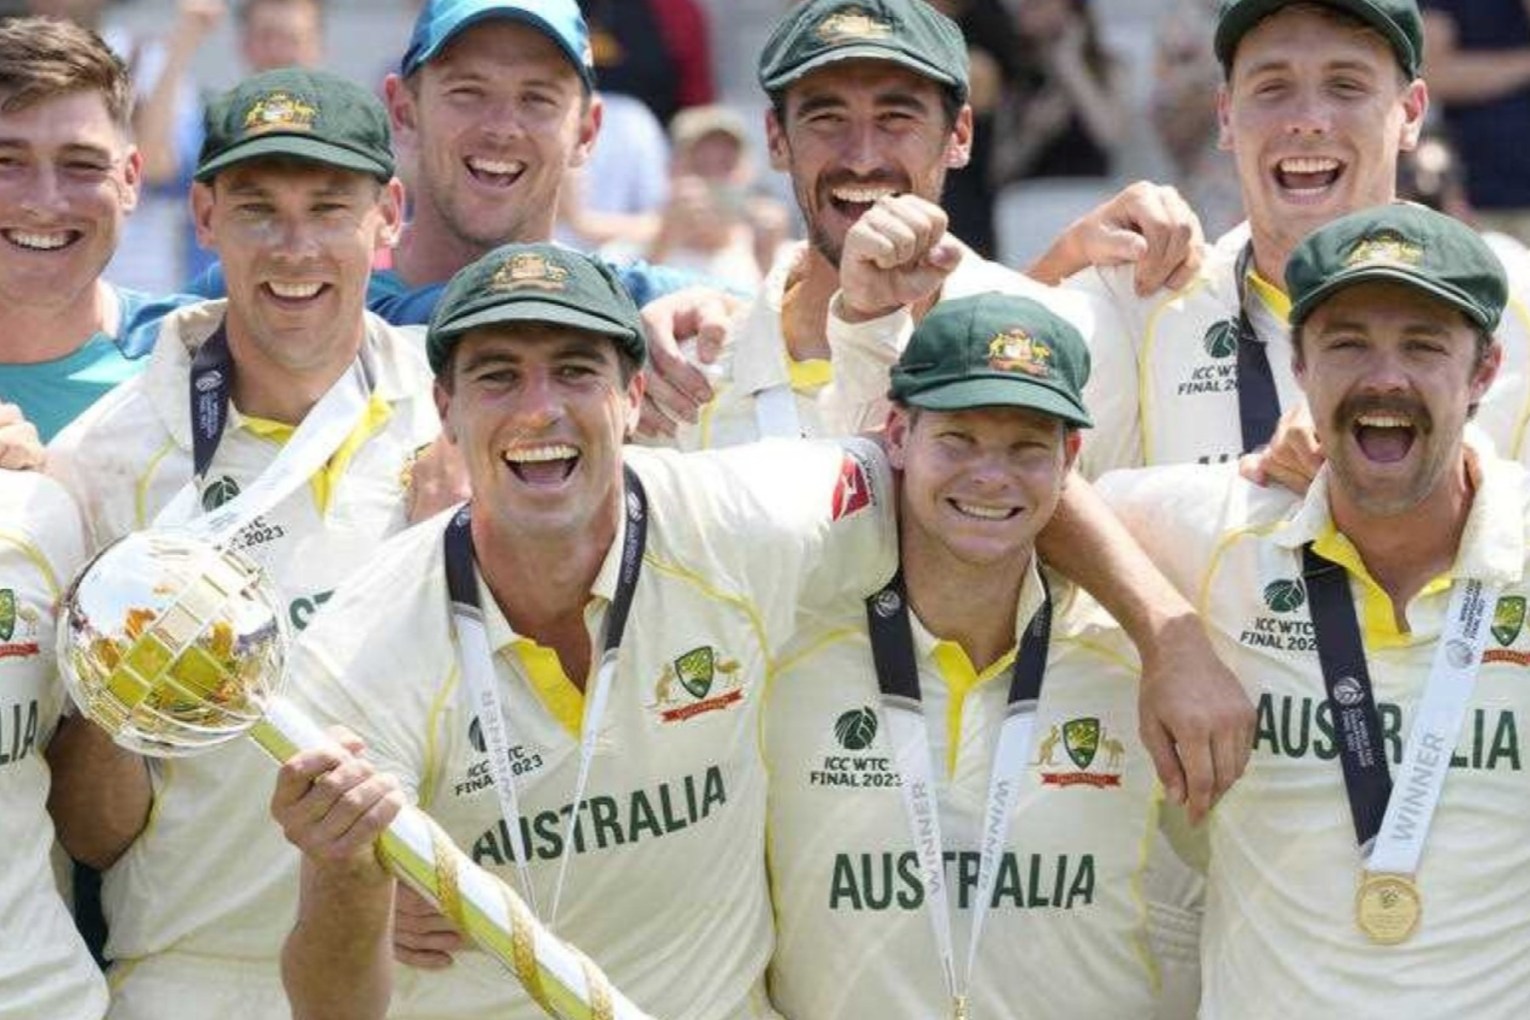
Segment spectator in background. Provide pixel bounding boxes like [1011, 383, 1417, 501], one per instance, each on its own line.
[1150, 0, 1242, 239]
[237, 0, 322, 70]
[580, 0, 714, 125]
[554, 90, 670, 250]
[929, 0, 1025, 257]
[989, 0, 1126, 184]
[133, 0, 327, 283]
[1421, 1, 1530, 245]
[564, 103, 790, 290]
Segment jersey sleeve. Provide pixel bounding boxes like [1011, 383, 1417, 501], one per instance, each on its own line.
[1066, 265, 1149, 478]
[821, 296, 913, 437]
[1093, 462, 1241, 603]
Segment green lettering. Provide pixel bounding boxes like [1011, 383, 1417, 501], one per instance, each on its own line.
[1065, 854, 1096, 908]
[628, 789, 663, 841]
[587, 796, 624, 850]
[1254, 693, 1279, 755]
[830, 854, 862, 910]
[1489, 711, 1521, 772]
[993, 852, 1024, 908]
[702, 765, 726, 815]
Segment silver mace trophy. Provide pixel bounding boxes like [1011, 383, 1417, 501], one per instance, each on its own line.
[57, 528, 653, 1020]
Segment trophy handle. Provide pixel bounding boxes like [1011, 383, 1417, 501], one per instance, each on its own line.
[251, 696, 654, 1020]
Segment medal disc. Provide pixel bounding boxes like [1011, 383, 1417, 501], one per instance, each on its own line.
[1355, 873, 1421, 945]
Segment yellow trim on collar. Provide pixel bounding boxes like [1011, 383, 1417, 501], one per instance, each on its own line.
[509, 638, 583, 740]
[1245, 267, 1292, 324]
[239, 393, 393, 514]
[787, 357, 832, 395]
[931, 640, 1017, 777]
[1311, 522, 1451, 649]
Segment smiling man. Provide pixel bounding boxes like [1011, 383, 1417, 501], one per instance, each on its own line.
[269, 241, 897, 1020]
[1101, 203, 1530, 1015]
[0, 17, 193, 442]
[1045, 0, 1530, 481]
[43, 67, 441, 1020]
[766, 293, 1162, 1019]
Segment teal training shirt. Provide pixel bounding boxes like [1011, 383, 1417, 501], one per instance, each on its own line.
[2, 285, 194, 442]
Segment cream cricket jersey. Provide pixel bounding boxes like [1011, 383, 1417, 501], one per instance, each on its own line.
[1099, 448, 1530, 1016]
[1069, 225, 1530, 477]
[675, 242, 1101, 449]
[44, 301, 439, 1002]
[765, 565, 1158, 1020]
[0, 472, 107, 1020]
[289, 439, 897, 1020]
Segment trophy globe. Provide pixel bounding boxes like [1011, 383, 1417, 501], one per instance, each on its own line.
[55, 528, 654, 1020]
[57, 529, 286, 758]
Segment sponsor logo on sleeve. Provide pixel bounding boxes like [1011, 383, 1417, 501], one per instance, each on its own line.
[830, 449, 875, 521]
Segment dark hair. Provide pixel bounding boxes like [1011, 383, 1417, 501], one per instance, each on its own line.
[0, 16, 131, 128]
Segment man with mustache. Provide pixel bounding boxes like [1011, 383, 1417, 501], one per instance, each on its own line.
[1101, 203, 1530, 1015]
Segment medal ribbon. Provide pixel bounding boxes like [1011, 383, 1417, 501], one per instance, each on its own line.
[865, 570, 1052, 1011]
[156, 323, 376, 542]
[1232, 241, 1282, 454]
[444, 467, 648, 924]
[1302, 544, 1497, 870]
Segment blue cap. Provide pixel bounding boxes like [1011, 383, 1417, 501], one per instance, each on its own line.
[399, 0, 595, 87]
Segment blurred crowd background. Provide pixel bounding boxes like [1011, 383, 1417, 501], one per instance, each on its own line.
[2, 0, 1513, 299]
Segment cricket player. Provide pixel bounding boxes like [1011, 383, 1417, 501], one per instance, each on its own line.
[664, 0, 1199, 453]
[272, 240, 898, 1020]
[44, 68, 439, 1019]
[1102, 203, 1530, 1015]
[766, 292, 1161, 1018]
[0, 470, 103, 1017]
[1068, 0, 1530, 479]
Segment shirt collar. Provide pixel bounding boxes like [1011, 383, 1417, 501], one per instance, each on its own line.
[481, 498, 628, 653]
[1272, 433, 1526, 585]
[144, 301, 422, 449]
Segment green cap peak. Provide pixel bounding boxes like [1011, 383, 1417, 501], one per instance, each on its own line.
[427, 243, 645, 375]
[1286, 203, 1507, 332]
[889, 293, 1092, 427]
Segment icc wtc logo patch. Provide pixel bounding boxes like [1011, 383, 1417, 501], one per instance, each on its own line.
[834, 706, 878, 751]
[1035, 716, 1126, 788]
[1484, 595, 1530, 666]
[652, 645, 745, 723]
[1263, 578, 1306, 614]
[1203, 320, 1238, 360]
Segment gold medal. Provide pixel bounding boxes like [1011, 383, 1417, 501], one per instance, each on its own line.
[952, 995, 969, 1020]
[1355, 872, 1421, 945]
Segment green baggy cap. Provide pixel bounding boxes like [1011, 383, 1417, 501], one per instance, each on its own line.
[1286, 203, 1507, 332]
[758, 0, 969, 104]
[196, 67, 394, 183]
[889, 292, 1093, 427]
[427, 243, 645, 375]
